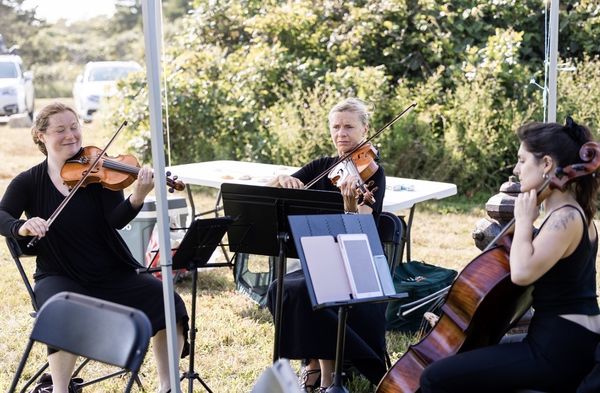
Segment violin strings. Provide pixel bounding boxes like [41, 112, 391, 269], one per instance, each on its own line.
[102, 158, 140, 175]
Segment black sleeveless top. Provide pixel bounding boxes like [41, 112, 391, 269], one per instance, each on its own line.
[532, 205, 600, 316]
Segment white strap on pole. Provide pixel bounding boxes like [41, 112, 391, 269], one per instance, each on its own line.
[141, 1, 181, 391]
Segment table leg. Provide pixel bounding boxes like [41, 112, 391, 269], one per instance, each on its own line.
[405, 205, 415, 262]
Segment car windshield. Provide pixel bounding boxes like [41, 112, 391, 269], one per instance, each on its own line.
[87, 66, 138, 82]
[0, 62, 18, 78]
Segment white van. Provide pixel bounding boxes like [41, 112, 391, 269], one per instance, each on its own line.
[72, 61, 142, 122]
[0, 55, 35, 119]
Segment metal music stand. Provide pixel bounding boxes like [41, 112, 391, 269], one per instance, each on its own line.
[288, 214, 408, 393]
[152, 217, 234, 393]
[220, 183, 344, 362]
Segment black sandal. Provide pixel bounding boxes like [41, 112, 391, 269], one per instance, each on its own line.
[29, 373, 83, 393]
[299, 368, 321, 393]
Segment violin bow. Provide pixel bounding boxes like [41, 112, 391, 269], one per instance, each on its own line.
[28, 121, 128, 248]
[303, 102, 417, 190]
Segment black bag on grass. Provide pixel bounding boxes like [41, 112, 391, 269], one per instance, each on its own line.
[385, 261, 457, 332]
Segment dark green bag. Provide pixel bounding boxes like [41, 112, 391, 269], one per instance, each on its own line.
[385, 261, 457, 332]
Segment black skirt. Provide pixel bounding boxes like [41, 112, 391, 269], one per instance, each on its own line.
[267, 269, 387, 384]
[34, 271, 190, 358]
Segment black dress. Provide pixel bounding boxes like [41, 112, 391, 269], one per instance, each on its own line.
[267, 156, 387, 384]
[0, 160, 189, 356]
[420, 206, 600, 392]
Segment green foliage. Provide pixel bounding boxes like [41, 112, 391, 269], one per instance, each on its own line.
[557, 55, 600, 134]
[5, 0, 600, 194]
[107, 0, 600, 195]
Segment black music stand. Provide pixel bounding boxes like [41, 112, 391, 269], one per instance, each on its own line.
[288, 214, 408, 393]
[148, 217, 234, 393]
[220, 183, 344, 362]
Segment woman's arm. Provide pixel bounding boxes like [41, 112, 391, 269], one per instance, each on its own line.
[0, 172, 32, 239]
[510, 190, 583, 285]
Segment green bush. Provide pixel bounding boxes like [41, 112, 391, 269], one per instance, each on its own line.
[106, 0, 600, 195]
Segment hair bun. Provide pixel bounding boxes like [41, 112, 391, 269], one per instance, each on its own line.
[564, 116, 586, 145]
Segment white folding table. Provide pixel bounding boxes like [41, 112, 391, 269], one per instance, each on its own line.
[167, 160, 457, 261]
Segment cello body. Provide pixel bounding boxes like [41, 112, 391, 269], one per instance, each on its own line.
[377, 237, 533, 393]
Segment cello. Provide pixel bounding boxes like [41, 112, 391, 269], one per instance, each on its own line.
[377, 141, 600, 393]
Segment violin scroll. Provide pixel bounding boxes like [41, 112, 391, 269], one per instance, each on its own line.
[165, 171, 185, 192]
[551, 141, 600, 191]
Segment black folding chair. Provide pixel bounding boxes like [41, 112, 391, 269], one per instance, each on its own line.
[9, 291, 152, 393]
[377, 211, 407, 273]
[374, 212, 408, 369]
[5, 237, 144, 392]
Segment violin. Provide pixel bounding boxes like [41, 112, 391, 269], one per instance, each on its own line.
[28, 121, 184, 248]
[61, 146, 185, 192]
[327, 143, 379, 205]
[377, 141, 600, 393]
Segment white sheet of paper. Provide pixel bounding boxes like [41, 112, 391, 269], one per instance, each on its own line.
[300, 236, 353, 304]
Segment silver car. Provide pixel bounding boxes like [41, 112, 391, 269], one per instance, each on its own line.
[0, 55, 35, 119]
[72, 61, 142, 123]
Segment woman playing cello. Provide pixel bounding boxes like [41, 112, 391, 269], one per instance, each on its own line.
[420, 119, 600, 392]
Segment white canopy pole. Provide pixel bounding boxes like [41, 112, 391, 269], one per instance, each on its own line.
[141, 1, 181, 391]
[547, 0, 559, 122]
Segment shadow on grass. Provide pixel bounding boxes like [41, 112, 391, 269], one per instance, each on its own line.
[173, 267, 236, 296]
[236, 302, 273, 324]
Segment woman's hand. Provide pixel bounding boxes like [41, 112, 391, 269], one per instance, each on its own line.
[129, 166, 155, 209]
[18, 217, 49, 238]
[339, 175, 359, 213]
[271, 175, 304, 189]
[514, 189, 539, 226]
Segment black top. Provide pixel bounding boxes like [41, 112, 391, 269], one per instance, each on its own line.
[0, 160, 143, 283]
[532, 205, 600, 316]
[292, 156, 386, 219]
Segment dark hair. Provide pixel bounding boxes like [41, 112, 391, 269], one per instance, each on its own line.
[31, 102, 79, 156]
[516, 119, 600, 222]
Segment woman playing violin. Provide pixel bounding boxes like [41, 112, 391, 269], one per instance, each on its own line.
[420, 119, 600, 392]
[0, 102, 189, 393]
[267, 97, 386, 391]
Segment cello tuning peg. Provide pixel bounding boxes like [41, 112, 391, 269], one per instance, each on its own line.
[166, 171, 171, 176]
[168, 187, 174, 193]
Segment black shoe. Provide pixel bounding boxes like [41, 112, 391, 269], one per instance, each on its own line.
[29, 373, 83, 393]
[299, 367, 321, 393]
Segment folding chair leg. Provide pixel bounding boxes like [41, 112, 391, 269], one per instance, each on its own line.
[9, 340, 34, 393]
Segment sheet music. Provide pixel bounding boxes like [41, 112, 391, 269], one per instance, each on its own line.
[301, 236, 352, 304]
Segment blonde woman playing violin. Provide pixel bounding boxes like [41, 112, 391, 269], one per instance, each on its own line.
[267, 97, 386, 392]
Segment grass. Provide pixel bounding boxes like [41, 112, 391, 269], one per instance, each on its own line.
[0, 99, 597, 392]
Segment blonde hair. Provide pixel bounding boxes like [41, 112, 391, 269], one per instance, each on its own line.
[328, 97, 371, 127]
[31, 102, 79, 156]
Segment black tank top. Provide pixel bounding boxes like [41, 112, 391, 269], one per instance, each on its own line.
[532, 205, 600, 316]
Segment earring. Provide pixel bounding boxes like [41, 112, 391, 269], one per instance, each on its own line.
[542, 173, 549, 180]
